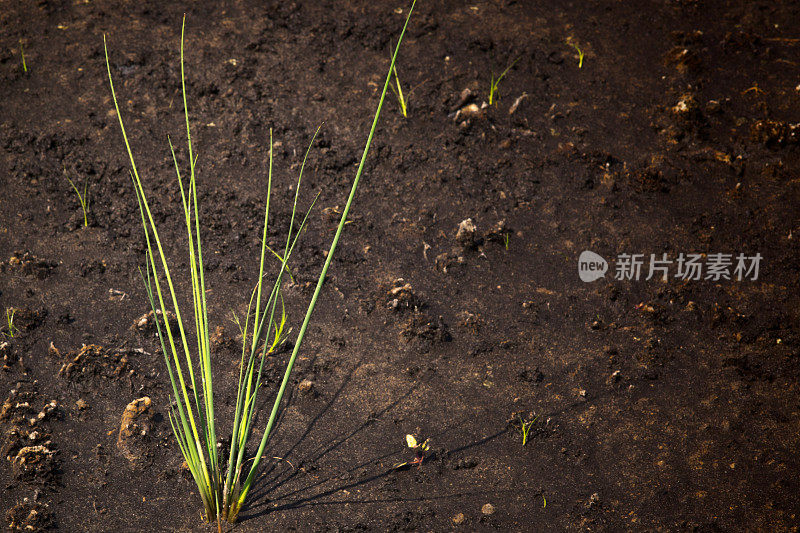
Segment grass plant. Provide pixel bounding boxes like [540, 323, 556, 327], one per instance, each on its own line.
[19, 40, 27, 73]
[567, 41, 584, 68]
[105, 2, 416, 528]
[64, 166, 90, 227]
[2, 308, 18, 338]
[389, 44, 407, 117]
[519, 414, 538, 446]
[488, 56, 519, 106]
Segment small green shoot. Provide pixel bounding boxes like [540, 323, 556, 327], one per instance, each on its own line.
[2, 308, 19, 338]
[503, 233, 510, 250]
[389, 44, 407, 117]
[489, 56, 520, 106]
[519, 414, 538, 446]
[567, 41, 584, 68]
[64, 166, 90, 227]
[394, 434, 430, 468]
[19, 40, 27, 73]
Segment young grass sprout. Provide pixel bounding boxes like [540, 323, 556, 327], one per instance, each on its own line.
[105, 2, 417, 528]
[64, 166, 90, 227]
[19, 40, 27, 73]
[389, 44, 407, 117]
[2, 308, 18, 338]
[394, 434, 430, 469]
[519, 414, 538, 446]
[489, 56, 520, 106]
[567, 41, 585, 68]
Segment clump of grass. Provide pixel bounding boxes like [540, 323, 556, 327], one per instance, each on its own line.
[2, 308, 18, 338]
[63, 166, 90, 227]
[105, 2, 416, 528]
[488, 56, 520, 106]
[19, 40, 27, 73]
[567, 41, 584, 68]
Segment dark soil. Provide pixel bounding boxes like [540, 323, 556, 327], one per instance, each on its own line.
[2, 0, 799, 531]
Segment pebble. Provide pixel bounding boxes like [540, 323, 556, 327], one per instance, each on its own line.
[453, 512, 465, 524]
[481, 503, 495, 515]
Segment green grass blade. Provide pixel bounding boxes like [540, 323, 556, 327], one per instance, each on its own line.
[233, 0, 418, 515]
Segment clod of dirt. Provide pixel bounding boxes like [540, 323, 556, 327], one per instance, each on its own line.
[663, 46, 701, 74]
[386, 279, 418, 311]
[133, 309, 178, 333]
[401, 311, 451, 346]
[28, 401, 57, 427]
[452, 512, 466, 524]
[297, 379, 315, 394]
[455, 103, 483, 122]
[1, 341, 17, 371]
[481, 503, 495, 515]
[435, 252, 465, 273]
[629, 155, 685, 193]
[585, 492, 601, 510]
[3, 425, 49, 462]
[6, 500, 54, 531]
[75, 399, 88, 410]
[11, 444, 57, 481]
[0, 386, 37, 424]
[117, 397, 152, 464]
[451, 87, 474, 111]
[670, 93, 698, 116]
[58, 344, 129, 382]
[750, 120, 800, 147]
[4, 251, 57, 279]
[456, 218, 478, 247]
[484, 219, 511, 244]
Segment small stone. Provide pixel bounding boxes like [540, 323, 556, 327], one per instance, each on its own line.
[481, 503, 495, 515]
[452, 512, 466, 524]
[75, 399, 88, 410]
[298, 379, 314, 393]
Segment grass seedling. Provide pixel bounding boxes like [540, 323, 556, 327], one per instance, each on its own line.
[519, 414, 538, 446]
[2, 308, 18, 338]
[389, 44, 407, 117]
[488, 56, 519, 106]
[105, 2, 417, 528]
[64, 166, 90, 227]
[19, 40, 27, 73]
[394, 434, 430, 468]
[503, 233, 510, 250]
[567, 41, 584, 68]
